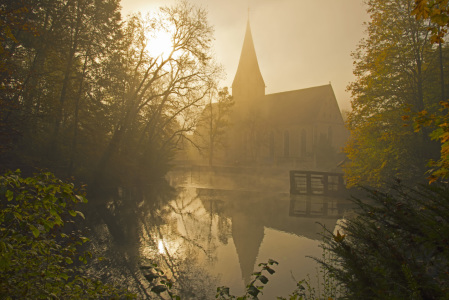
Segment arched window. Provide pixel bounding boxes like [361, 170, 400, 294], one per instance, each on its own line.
[301, 129, 307, 157]
[284, 130, 290, 157]
[269, 131, 275, 159]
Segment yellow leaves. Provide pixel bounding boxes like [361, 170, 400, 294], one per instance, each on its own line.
[413, 0, 449, 42]
[413, 109, 437, 132]
[402, 107, 412, 126]
[334, 230, 346, 243]
[440, 101, 449, 109]
[431, 35, 443, 44]
[428, 174, 438, 184]
[440, 132, 449, 143]
[418, 109, 428, 116]
[412, 0, 430, 19]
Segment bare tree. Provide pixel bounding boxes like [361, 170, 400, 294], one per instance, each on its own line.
[196, 86, 233, 166]
[95, 0, 221, 183]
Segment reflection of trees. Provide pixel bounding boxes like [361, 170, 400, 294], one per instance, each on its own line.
[86, 181, 226, 299]
[84, 180, 177, 297]
[84, 180, 233, 298]
[139, 187, 231, 298]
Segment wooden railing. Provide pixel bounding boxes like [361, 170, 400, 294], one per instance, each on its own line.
[290, 170, 346, 195]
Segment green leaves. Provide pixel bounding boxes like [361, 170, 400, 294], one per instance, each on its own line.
[75, 195, 87, 203]
[246, 285, 260, 297]
[5, 190, 13, 201]
[0, 170, 133, 299]
[68, 209, 85, 219]
[29, 225, 40, 238]
[216, 259, 278, 300]
[257, 275, 269, 284]
[64, 257, 73, 265]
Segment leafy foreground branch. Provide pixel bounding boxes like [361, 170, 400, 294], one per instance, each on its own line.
[141, 256, 341, 300]
[216, 259, 278, 300]
[140, 259, 281, 300]
[0, 170, 133, 299]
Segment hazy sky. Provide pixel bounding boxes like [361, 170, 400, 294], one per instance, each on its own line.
[120, 0, 369, 111]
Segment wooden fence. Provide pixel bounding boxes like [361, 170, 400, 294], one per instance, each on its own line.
[289, 170, 346, 196]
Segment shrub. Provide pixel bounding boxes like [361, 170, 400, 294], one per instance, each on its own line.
[0, 170, 133, 299]
[317, 181, 449, 299]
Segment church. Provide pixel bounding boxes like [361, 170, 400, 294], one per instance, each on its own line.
[192, 19, 348, 170]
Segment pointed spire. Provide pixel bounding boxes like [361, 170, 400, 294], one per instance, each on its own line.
[232, 18, 265, 101]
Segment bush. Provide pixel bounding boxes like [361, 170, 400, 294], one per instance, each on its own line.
[317, 181, 449, 299]
[0, 170, 133, 299]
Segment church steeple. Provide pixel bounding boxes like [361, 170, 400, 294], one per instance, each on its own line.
[232, 18, 265, 102]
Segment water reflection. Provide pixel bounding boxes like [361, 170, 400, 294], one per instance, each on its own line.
[86, 169, 351, 298]
[289, 194, 353, 218]
[138, 169, 351, 299]
[139, 186, 222, 299]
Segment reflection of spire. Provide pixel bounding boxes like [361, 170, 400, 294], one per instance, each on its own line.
[197, 189, 341, 281]
[231, 211, 265, 284]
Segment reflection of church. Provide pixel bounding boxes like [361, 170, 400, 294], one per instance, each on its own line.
[199, 189, 340, 285]
[212, 19, 349, 168]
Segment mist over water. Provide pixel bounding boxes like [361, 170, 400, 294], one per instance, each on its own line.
[134, 167, 349, 298]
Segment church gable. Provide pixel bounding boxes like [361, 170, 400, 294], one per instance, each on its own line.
[315, 88, 345, 125]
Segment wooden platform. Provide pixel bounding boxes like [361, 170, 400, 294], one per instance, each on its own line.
[290, 170, 346, 196]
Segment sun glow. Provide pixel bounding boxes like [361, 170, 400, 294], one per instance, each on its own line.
[158, 239, 166, 254]
[146, 27, 174, 59]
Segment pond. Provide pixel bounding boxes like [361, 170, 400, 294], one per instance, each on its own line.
[136, 167, 351, 299]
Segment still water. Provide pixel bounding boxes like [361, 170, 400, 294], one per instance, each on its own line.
[140, 168, 348, 299]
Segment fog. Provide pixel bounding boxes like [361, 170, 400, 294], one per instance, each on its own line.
[120, 0, 369, 111]
[3, 0, 447, 298]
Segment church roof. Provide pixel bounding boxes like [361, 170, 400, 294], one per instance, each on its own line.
[261, 84, 340, 125]
[232, 19, 265, 89]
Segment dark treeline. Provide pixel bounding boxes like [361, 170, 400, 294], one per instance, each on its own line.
[0, 0, 220, 187]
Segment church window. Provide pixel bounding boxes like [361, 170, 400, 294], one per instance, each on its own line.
[301, 129, 307, 157]
[284, 130, 290, 157]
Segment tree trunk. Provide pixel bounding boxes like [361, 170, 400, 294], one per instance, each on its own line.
[68, 48, 90, 175]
